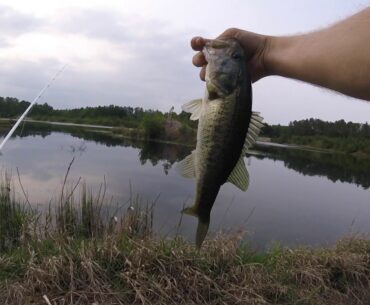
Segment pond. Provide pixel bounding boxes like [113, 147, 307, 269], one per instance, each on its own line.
[0, 121, 369, 249]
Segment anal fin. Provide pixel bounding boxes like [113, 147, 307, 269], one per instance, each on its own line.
[176, 150, 196, 179]
[227, 157, 249, 191]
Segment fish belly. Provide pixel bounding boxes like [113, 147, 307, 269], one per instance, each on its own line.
[194, 97, 249, 213]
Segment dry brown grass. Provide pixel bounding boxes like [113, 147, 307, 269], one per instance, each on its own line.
[0, 234, 369, 305]
[0, 172, 370, 304]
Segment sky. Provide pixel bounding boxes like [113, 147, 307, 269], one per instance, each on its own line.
[0, 0, 369, 124]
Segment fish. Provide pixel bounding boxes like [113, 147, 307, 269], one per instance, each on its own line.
[177, 38, 264, 248]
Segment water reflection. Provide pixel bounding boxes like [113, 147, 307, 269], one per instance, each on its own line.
[1, 122, 370, 248]
[2, 121, 369, 188]
[139, 141, 191, 171]
[0, 121, 192, 175]
[251, 145, 370, 189]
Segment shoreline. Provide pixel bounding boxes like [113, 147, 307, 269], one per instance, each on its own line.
[0, 117, 366, 156]
[0, 175, 369, 304]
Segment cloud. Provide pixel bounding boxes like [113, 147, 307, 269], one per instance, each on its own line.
[54, 7, 182, 44]
[0, 38, 10, 48]
[0, 5, 44, 50]
[0, 6, 202, 112]
[0, 2, 368, 124]
[0, 5, 43, 35]
[0, 57, 63, 103]
[56, 8, 132, 43]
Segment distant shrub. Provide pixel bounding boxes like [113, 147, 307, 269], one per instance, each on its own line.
[142, 116, 165, 139]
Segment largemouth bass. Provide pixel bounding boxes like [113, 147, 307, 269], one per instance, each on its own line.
[177, 38, 263, 248]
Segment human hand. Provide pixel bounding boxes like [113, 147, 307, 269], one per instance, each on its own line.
[191, 28, 270, 82]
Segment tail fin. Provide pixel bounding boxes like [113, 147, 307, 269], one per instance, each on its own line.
[182, 205, 198, 217]
[182, 205, 210, 249]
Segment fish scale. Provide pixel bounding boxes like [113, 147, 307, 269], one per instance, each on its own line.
[177, 38, 264, 248]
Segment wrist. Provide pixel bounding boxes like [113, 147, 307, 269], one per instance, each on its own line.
[264, 35, 298, 78]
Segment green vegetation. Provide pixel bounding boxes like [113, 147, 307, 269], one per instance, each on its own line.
[262, 118, 370, 155]
[0, 96, 196, 143]
[2, 96, 370, 155]
[0, 174, 370, 304]
[141, 113, 166, 139]
[0, 174, 32, 252]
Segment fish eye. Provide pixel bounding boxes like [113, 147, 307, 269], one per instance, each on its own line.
[231, 52, 242, 60]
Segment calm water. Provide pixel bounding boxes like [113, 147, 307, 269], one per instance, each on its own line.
[1, 122, 370, 249]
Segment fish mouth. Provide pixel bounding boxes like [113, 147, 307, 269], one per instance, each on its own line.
[206, 39, 230, 49]
[203, 41, 230, 61]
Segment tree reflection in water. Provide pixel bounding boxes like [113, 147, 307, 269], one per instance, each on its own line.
[2, 121, 370, 188]
[250, 145, 370, 189]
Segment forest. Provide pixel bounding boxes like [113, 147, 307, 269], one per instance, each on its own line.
[1, 97, 369, 154]
[262, 119, 370, 155]
[0, 96, 196, 141]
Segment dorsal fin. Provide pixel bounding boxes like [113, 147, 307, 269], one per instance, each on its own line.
[181, 99, 203, 120]
[243, 112, 264, 154]
[227, 157, 249, 191]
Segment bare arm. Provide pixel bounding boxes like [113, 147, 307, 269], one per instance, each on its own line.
[192, 7, 370, 101]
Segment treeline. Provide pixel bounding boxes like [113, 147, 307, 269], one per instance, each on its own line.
[0, 96, 196, 141]
[262, 118, 370, 138]
[261, 118, 370, 155]
[2, 97, 370, 153]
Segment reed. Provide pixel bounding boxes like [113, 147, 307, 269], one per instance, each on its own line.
[0, 172, 33, 251]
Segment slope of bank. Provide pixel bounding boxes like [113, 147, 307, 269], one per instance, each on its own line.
[2, 235, 370, 305]
[0, 175, 369, 305]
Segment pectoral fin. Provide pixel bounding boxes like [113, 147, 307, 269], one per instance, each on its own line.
[227, 157, 249, 191]
[243, 112, 264, 153]
[181, 99, 203, 120]
[176, 150, 196, 179]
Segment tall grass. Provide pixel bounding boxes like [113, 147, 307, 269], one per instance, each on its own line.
[0, 173, 33, 251]
[56, 181, 107, 238]
[0, 173, 369, 304]
[0, 164, 156, 251]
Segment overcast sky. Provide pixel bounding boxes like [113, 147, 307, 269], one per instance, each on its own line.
[0, 0, 369, 124]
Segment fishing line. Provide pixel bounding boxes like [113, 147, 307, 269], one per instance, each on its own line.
[0, 64, 67, 153]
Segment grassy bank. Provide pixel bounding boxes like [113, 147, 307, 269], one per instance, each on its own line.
[0, 174, 370, 304]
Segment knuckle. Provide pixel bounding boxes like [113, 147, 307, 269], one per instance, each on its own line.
[191, 36, 199, 46]
[224, 27, 240, 37]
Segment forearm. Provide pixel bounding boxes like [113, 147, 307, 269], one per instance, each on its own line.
[265, 8, 370, 100]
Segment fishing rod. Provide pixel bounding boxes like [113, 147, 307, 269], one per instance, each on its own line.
[0, 64, 67, 154]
